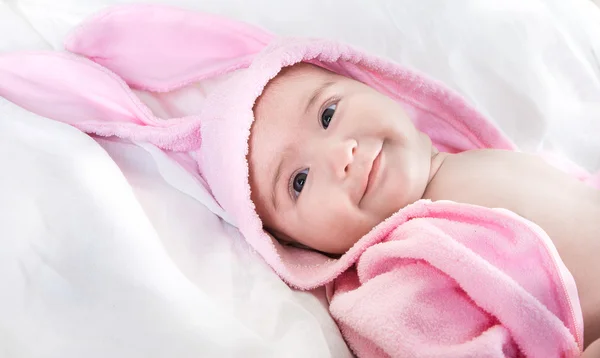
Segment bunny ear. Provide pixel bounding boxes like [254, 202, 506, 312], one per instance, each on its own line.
[0, 52, 200, 151]
[65, 4, 274, 92]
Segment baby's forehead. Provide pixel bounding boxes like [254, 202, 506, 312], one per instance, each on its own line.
[267, 63, 337, 90]
[251, 62, 351, 138]
[255, 64, 336, 125]
[256, 63, 343, 119]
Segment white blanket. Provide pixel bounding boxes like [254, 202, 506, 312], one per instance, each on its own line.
[1, 1, 600, 357]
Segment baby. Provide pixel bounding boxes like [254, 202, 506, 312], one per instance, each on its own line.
[249, 63, 600, 352]
[2, 5, 599, 356]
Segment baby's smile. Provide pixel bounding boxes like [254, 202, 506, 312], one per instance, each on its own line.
[358, 142, 383, 207]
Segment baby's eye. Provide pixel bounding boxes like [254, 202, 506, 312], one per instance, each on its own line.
[291, 168, 309, 198]
[321, 103, 336, 129]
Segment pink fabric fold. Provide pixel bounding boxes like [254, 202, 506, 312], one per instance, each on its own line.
[64, 3, 274, 92]
[0, 4, 589, 357]
[0, 51, 201, 151]
[328, 200, 583, 357]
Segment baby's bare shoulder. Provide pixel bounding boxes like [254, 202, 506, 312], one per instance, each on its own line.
[423, 149, 541, 206]
[424, 148, 598, 215]
[440, 149, 543, 170]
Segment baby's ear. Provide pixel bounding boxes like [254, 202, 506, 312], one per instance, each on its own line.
[65, 4, 274, 92]
[0, 52, 199, 151]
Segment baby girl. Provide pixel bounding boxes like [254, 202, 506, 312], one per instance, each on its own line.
[249, 63, 600, 354]
[1, 4, 599, 357]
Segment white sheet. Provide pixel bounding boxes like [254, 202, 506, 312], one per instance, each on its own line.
[0, 97, 349, 357]
[1, 1, 600, 357]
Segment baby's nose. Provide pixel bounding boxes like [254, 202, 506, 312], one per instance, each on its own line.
[326, 139, 357, 178]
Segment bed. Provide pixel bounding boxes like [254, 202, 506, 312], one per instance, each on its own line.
[1, 0, 599, 357]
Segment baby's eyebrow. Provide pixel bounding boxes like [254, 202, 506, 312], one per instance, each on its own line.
[271, 149, 289, 210]
[305, 81, 335, 114]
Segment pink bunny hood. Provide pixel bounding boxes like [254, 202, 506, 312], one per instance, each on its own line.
[0, 4, 518, 289]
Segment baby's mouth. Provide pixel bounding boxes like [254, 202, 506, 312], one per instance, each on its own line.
[359, 144, 383, 206]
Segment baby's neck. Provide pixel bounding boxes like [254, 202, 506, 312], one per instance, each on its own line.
[426, 150, 450, 192]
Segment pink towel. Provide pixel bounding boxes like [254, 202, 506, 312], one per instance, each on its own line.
[0, 4, 590, 356]
[327, 200, 583, 357]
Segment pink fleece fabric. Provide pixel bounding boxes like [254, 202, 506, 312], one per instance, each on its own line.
[328, 201, 584, 357]
[0, 4, 594, 357]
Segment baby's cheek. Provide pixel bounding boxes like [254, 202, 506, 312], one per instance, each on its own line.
[306, 201, 348, 233]
[300, 201, 367, 252]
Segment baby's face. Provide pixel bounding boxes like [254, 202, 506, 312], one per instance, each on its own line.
[249, 64, 434, 254]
